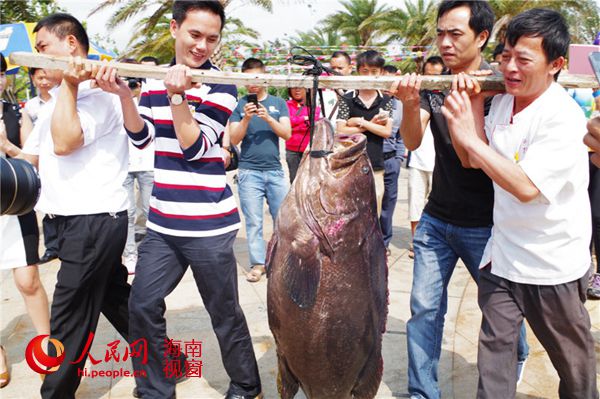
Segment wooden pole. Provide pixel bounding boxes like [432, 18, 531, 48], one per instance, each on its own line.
[9, 51, 599, 91]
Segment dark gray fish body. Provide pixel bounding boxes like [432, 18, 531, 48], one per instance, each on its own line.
[266, 120, 388, 399]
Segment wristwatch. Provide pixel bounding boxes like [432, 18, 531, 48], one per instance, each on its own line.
[168, 92, 186, 106]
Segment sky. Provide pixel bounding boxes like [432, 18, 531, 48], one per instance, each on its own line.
[55, 0, 400, 53]
[55, 0, 600, 55]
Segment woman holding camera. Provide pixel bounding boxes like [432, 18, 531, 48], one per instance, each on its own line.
[0, 53, 50, 389]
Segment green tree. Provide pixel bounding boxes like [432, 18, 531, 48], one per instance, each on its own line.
[361, 0, 437, 47]
[321, 0, 390, 46]
[0, 0, 63, 24]
[287, 26, 343, 57]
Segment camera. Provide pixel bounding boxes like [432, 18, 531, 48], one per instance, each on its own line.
[1, 157, 41, 216]
[125, 77, 143, 89]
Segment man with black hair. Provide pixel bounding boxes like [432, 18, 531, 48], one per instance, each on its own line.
[229, 57, 291, 283]
[442, 8, 597, 398]
[337, 50, 393, 214]
[380, 64, 405, 253]
[24, 67, 60, 265]
[94, 1, 262, 398]
[323, 50, 353, 121]
[139, 55, 159, 66]
[390, 1, 528, 398]
[17, 13, 132, 399]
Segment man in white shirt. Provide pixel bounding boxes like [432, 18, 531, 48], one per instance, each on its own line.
[322, 51, 353, 123]
[19, 14, 131, 399]
[24, 67, 61, 264]
[442, 9, 597, 398]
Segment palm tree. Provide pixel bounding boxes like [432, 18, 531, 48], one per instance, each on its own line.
[360, 0, 437, 47]
[488, 0, 600, 45]
[321, 0, 390, 46]
[287, 26, 344, 56]
[89, 0, 272, 66]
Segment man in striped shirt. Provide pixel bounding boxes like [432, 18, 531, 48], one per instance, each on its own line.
[95, 1, 261, 398]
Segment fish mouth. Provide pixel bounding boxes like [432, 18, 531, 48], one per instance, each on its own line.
[329, 133, 367, 169]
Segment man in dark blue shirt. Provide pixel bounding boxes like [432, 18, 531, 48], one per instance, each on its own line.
[229, 57, 291, 283]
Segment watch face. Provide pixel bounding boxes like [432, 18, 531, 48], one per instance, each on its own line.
[171, 94, 184, 105]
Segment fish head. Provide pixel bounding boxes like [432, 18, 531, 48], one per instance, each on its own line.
[302, 120, 376, 218]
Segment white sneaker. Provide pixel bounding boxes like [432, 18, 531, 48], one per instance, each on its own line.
[517, 358, 527, 385]
[124, 254, 137, 275]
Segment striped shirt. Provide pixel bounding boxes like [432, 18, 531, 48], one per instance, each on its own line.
[125, 60, 240, 237]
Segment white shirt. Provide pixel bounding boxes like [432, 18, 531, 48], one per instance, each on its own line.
[410, 123, 435, 172]
[24, 94, 52, 124]
[480, 83, 591, 285]
[22, 81, 129, 216]
[127, 97, 154, 172]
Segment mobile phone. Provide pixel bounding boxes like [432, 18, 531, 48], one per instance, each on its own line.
[247, 93, 258, 108]
[589, 52, 600, 84]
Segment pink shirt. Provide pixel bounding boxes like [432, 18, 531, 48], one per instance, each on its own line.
[285, 99, 320, 153]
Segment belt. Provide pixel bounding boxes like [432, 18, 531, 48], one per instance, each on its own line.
[383, 151, 396, 160]
[46, 210, 127, 219]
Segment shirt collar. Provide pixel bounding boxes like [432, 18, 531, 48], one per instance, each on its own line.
[169, 57, 214, 70]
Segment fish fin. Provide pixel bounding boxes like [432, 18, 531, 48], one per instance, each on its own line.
[351, 345, 383, 399]
[276, 351, 300, 399]
[283, 250, 321, 309]
[265, 234, 278, 278]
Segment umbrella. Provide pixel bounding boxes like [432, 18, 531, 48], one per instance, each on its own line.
[0, 22, 117, 74]
[88, 40, 117, 61]
[0, 23, 36, 74]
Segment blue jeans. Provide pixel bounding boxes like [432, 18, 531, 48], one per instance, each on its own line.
[380, 156, 401, 247]
[237, 168, 288, 266]
[122, 171, 154, 258]
[408, 212, 529, 399]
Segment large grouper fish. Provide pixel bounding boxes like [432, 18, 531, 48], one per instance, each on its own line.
[266, 120, 388, 399]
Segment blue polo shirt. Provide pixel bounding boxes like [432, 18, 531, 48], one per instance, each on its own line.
[230, 94, 289, 171]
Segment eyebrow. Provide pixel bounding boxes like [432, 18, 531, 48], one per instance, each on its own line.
[436, 28, 463, 34]
[189, 29, 219, 38]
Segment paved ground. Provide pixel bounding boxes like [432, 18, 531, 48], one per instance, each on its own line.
[1, 170, 599, 399]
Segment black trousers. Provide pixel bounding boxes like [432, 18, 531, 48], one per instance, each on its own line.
[477, 266, 598, 399]
[41, 212, 131, 399]
[130, 229, 261, 399]
[285, 150, 303, 184]
[42, 214, 59, 255]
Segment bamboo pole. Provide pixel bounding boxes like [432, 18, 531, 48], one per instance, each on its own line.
[9, 51, 599, 91]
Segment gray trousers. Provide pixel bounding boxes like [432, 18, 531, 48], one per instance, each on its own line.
[477, 266, 598, 399]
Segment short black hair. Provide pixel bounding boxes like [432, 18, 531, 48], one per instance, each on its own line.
[331, 51, 351, 65]
[505, 8, 569, 78]
[29, 67, 41, 77]
[34, 13, 89, 54]
[383, 65, 398, 74]
[241, 57, 264, 72]
[173, 0, 225, 32]
[423, 55, 445, 73]
[492, 43, 504, 59]
[437, 0, 494, 50]
[139, 56, 159, 65]
[356, 50, 385, 70]
[0, 53, 6, 73]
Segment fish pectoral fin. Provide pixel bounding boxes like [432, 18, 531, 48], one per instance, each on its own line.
[282, 251, 321, 309]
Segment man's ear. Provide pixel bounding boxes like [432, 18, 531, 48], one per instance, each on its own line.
[549, 56, 565, 77]
[66, 35, 78, 55]
[478, 30, 490, 50]
[169, 19, 178, 39]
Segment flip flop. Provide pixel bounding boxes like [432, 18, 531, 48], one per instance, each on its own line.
[0, 346, 10, 389]
[246, 265, 266, 283]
